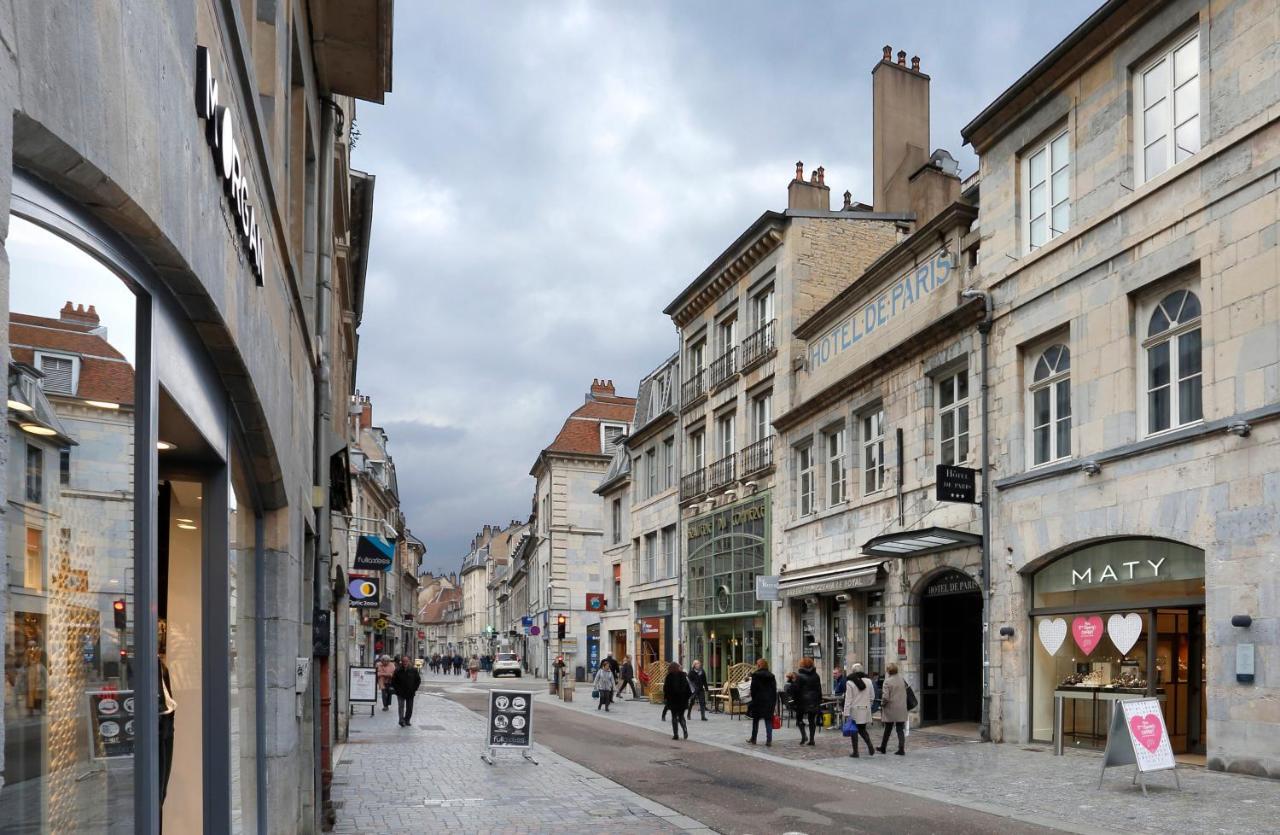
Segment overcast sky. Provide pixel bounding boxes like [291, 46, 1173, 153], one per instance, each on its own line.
[351, 0, 1100, 575]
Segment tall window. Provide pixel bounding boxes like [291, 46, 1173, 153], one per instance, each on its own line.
[689, 339, 706, 376]
[937, 369, 970, 465]
[25, 443, 43, 504]
[611, 563, 622, 609]
[646, 448, 658, 496]
[662, 437, 674, 489]
[1135, 33, 1200, 184]
[825, 425, 846, 505]
[751, 392, 772, 441]
[717, 412, 735, 459]
[689, 429, 705, 470]
[861, 408, 886, 494]
[23, 527, 42, 591]
[1029, 344, 1072, 465]
[753, 286, 775, 330]
[611, 498, 622, 544]
[1023, 130, 1069, 250]
[59, 447, 71, 486]
[717, 316, 736, 358]
[796, 443, 816, 516]
[644, 532, 657, 583]
[662, 525, 676, 578]
[1144, 289, 1202, 434]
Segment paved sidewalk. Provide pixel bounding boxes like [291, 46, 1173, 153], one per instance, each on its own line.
[331, 690, 715, 834]
[502, 681, 1280, 835]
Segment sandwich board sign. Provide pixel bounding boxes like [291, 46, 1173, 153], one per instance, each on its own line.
[348, 666, 378, 716]
[1099, 697, 1179, 794]
[480, 689, 538, 766]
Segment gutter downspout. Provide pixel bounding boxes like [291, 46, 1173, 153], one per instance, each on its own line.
[961, 286, 994, 743]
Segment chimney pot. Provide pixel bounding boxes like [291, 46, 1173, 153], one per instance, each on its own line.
[815, 166, 825, 186]
[911, 55, 920, 71]
[842, 190, 852, 210]
[897, 50, 907, 66]
[795, 160, 804, 181]
[882, 45, 892, 61]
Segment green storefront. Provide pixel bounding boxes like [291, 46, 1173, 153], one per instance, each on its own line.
[684, 491, 771, 684]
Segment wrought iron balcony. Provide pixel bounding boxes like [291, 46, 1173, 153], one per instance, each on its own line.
[741, 319, 777, 369]
[707, 347, 737, 390]
[681, 369, 706, 405]
[680, 467, 707, 501]
[741, 435, 775, 475]
[709, 453, 737, 490]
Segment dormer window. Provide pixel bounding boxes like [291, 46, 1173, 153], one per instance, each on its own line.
[35, 352, 78, 395]
[601, 422, 627, 453]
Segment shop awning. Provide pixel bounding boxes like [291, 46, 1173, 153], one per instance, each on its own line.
[862, 526, 981, 558]
[778, 558, 886, 598]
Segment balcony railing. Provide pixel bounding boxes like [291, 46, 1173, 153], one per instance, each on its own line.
[707, 347, 737, 389]
[741, 319, 777, 368]
[681, 369, 706, 404]
[709, 453, 737, 490]
[680, 467, 707, 501]
[741, 435, 775, 475]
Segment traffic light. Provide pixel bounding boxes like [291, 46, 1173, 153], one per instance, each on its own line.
[113, 599, 127, 630]
[556, 613, 566, 640]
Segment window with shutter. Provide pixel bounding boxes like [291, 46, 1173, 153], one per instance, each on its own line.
[38, 355, 75, 394]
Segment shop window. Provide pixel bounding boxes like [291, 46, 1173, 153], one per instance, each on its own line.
[824, 423, 846, 505]
[795, 442, 816, 517]
[1142, 288, 1202, 435]
[1134, 32, 1200, 184]
[860, 407, 885, 494]
[1022, 128, 1070, 251]
[1028, 344, 1071, 466]
[936, 368, 970, 465]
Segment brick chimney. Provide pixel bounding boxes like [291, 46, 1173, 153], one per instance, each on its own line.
[590, 378, 616, 399]
[358, 395, 373, 429]
[787, 161, 831, 211]
[872, 46, 930, 214]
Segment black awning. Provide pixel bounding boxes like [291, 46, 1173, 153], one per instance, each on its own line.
[862, 526, 981, 558]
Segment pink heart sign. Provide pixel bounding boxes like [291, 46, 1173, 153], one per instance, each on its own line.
[1072, 616, 1104, 655]
[1129, 714, 1163, 753]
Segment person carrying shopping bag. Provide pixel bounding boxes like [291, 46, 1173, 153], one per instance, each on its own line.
[842, 662, 875, 757]
[746, 658, 779, 747]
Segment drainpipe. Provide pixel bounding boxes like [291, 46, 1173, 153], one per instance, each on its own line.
[960, 286, 994, 743]
[314, 97, 341, 830]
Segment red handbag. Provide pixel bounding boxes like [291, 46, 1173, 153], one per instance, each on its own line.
[771, 714, 782, 730]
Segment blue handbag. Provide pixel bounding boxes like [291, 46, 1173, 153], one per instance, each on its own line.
[842, 716, 858, 737]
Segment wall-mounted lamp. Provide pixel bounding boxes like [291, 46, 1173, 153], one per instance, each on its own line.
[1231, 614, 1253, 628]
[998, 626, 1015, 639]
[1080, 460, 1101, 476]
[1226, 420, 1252, 438]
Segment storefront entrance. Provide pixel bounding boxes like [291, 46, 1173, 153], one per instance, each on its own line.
[919, 570, 982, 725]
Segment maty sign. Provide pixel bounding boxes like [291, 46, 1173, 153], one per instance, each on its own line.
[1107, 613, 1143, 656]
[1072, 616, 1104, 655]
[1038, 618, 1067, 655]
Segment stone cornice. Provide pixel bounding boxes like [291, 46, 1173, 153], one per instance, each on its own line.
[669, 224, 785, 328]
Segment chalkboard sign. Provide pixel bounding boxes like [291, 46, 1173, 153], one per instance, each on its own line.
[86, 689, 135, 760]
[487, 690, 533, 749]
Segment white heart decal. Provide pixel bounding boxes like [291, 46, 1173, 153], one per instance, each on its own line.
[1037, 618, 1067, 656]
[1107, 613, 1143, 656]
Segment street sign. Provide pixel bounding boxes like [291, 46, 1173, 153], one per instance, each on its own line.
[755, 575, 779, 601]
[348, 574, 380, 609]
[353, 534, 395, 571]
[373, 618, 388, 631]
[935, 464, 977, 503]
[482, 689, 538, 766]
[529, 625, 541, 636]
[521, 616, 533, 627]
[585, 593, 605, 611]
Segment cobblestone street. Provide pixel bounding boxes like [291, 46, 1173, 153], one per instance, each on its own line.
[331, 690, 714, 834]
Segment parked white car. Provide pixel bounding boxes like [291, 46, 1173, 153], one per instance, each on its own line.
[492, 652, 521, 677]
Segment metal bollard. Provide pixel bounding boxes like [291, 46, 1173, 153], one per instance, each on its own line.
[1054, 695, 1064, 756]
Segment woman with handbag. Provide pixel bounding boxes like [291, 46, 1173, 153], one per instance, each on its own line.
[878, 662, 909, 755]
[842, 662, 875, 757]
[745, 658, 778, 746]
[794, 657, 823, 746]
[593, 664, 616, 711]
[663, 663, 693, 740]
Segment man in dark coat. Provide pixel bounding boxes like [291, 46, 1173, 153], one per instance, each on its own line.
[686, 660, 709, 720]
[746, 658, 778, 746]
[392, 655, 422, 727]
[663, 663, 693, 741]
[794, 658, 823, 746]
[616, 655, 638, 699]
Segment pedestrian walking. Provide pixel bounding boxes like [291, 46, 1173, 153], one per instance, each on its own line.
[686, 660, 708, 721]
[452, 654, 463, 675]
[468, 655, 480, 681]
[746, 658, 778, 747]
[663, 662, 692, 740]
[375, 654, 395, 712]
[878, 662, 909, 755]
[593, 664, 616, 711]
[616, 655, 638, 700]
[603, 654, 620, 677]
[832, 665, 847, 698]
[842, 662, 875, 758]
[391, 655, 422, 727]
[794, 657, 823, 746]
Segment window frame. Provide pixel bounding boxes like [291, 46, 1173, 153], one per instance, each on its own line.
[795, 441, 816, 517]
[1027, 342, 1073, 467]
[751, 391, 772, 442]
[662, 436, 674, 490]
[25, 441, 44, 504]
[1021, 128, 1070, 252]
[823, 423, 846, 506]
[935, 366, 972, 466]
[34, 349, 80, 395]
[1133, 30, 1201, 186]
[644, 531, 658, 584]
[1139, 286, 1203, 437]
[716, 411, 735, 459]
[860, 406, 886, 495]
[611, 498, 622, 544]
[645, 447, 658, 497]
[689, 428, 706, 470]
[753, 285, 775, 331]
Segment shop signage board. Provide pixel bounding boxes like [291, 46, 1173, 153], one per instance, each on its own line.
[481, 690, 538, 766]
[348, 665, 377, 716]
[347, 574, 380, 608]
[755, 575, 779, 601]
[585, 593, 606, 611]
[923, 572, 979, 597]
[353, 534, 395, 571]
[1099, 697, 1179, 794]
[935, 464, 977, 503]
[86, 690, 135, 759]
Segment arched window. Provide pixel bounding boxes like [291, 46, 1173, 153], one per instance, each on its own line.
[1144, 289, 1202, 434]
[1029, 343, 1071, 465]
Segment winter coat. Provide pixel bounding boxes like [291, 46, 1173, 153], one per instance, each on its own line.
[843, 671, 872, 726]
[687, 666, 708, 695]
[603, 657, 619, 676]
[619, 661, 634, 681]
[662, 670, 692, 711]
[880, 672, 909, 723]
[793, 666, 823, 714]
[391, 665, 421, 698]
[468, 657, 480, 672]
[593, 668, 615, 693]
[746, 669, 778, 720]
[375, 660, 395, 687]
[833, 673, 847, 697]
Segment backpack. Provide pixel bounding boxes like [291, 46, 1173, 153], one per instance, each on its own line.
[905, 682, 918, 711]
